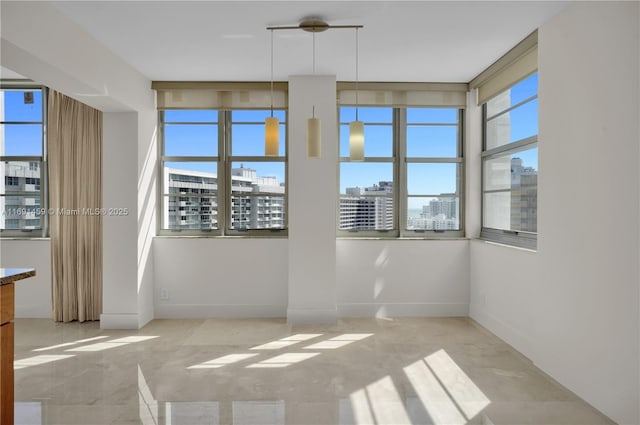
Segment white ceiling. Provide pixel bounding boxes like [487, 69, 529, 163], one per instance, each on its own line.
[50, 1, 567, 83]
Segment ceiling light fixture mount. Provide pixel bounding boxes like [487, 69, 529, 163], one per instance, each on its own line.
[267, 20, 363, 33]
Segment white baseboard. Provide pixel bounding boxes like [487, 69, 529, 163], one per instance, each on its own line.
[154, 304, 287, 319]
[100, 313, 141, 329]
[468, 306, 535, 358]
[287, 307, 338, 325]
[337, 302, 469, 317]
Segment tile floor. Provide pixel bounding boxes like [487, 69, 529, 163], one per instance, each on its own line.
[14, 317, 615, 425]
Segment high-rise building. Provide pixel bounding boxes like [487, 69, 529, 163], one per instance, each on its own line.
[340, 181, 393, 230]
[163, 165, 285, 230]
[408, 196, 459, 230]
[510, 157, 537, 232]
[1, 161, 42, 230]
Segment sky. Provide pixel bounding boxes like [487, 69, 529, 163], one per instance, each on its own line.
[1, 89, 44, 156]
[3, 74, 538, 214]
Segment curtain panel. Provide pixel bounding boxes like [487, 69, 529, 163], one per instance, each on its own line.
[48, 90, 103, 322]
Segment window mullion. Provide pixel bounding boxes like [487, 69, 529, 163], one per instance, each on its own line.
[220, 110, 229, 235]
[397, 108, 407, 237]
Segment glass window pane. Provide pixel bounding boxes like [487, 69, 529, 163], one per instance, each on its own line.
[483, 191, 511, 231]
[163, 195, 218, 230]
[407, 108, 457, 124]
[407, 196, 459, 230]
[487, 73, 538, 117]
[484, 148, 538, 191]
[486, 99, 538, 149]
[230, 162, 285, 230]
[407, 163, 458, 195]
[483, 190, 537, 233]
[483, 149, 537, 233]
[2, 161, 41, 193]
[230, 195, 285, 230]
[339, 195, 393, 231]
[232, 123, 286, 156]
[164, 110, 217, 123]
[163, 162, 218, 193]
[164, 124, 217, 156]
[339, 124, 392, 158]
[162, 162, 218, 230]
[340, 162, 393, 195]
[230, 162, 285, 193]
[1, 124, 43, 155]
[406, 126, 458, 157]
[340, 107, 392, 123]
[1, 90, 42, 122]
[339, 162, 393, 231]
[1, 195, 42, 230]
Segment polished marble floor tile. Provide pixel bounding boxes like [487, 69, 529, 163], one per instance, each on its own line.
[13, 317, 614, 425]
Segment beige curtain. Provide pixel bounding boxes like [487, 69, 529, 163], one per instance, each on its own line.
[48, 90, 103, 322]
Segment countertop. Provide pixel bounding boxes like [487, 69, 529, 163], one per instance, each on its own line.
[0, 268, 36, 285]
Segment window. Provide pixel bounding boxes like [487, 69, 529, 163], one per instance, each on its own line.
[481, 73, 538, 249]
[338, 106, 464, 237]
[1, 86, 47, 237]
[159, 109, 287, 236]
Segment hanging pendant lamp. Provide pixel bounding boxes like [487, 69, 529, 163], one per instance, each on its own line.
[307, 31, 321, 159]
[265, 29, 279, 156]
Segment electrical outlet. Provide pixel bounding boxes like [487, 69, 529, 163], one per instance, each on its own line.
[160, 288, 169, 300]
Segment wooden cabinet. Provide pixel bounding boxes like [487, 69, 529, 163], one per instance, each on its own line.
[0, 269, 34, 425]
[0, 283, 15, 425]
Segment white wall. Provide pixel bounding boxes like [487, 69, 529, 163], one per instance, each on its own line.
[137, 109, 157, 327]
[470, 3, 640, 424]
[0, 240, 51, 318]
[2, 2, 157, 329]
[536, 3, 639, 423]
[337, 240, 469, 317]
[102, 113, 140, 328]
[153, 238, 288, 318]
[153, 238, 470, 319]
[287, 75, 338, 324]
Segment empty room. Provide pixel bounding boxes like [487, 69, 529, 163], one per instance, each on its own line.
[0, 1, 638, 424]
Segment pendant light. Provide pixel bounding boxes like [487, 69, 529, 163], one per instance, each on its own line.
[265, 20, 364, 158]
[349, 28, 364, 161]
[265, 29, 279, 156]
[307, 31, 321, 159]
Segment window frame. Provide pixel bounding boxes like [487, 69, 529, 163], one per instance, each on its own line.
[480, 72, 538, 250]
[157, 109, 288, 237]
[337, 106, 465, 239]
[0, 84, 48, 238]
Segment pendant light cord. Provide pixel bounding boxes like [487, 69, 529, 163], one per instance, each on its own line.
[270, 29, 274, 117]
[355, 27, 359, 121]
[312, 31, 316, 118]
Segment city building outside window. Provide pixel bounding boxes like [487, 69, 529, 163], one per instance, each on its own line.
[481, 72, 538, 249]
[0, 86, 48, 237]
[338, 106, 464, 238]
[159, 109, 287, 236]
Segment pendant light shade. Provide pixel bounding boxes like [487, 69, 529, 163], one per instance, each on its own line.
[265, 116, 280, 156]
[307, 116, 321, 158]
[349, 120, 364, 161]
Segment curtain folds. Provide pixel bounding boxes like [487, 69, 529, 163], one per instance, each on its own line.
[48, 90, 103, 322]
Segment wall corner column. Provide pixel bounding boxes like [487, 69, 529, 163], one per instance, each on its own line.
[287, 75, 338, 325]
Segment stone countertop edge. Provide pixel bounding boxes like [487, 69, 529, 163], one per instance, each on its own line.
[0, 268, 36, 285]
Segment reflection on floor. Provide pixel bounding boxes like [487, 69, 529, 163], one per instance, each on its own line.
[14, 317, 614, 425]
